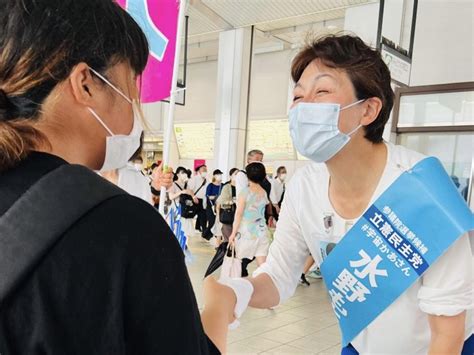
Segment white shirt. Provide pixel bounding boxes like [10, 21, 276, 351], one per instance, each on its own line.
[235, 170, 248, 197]
[254, 142, 473, 354]
[189, 175, 208, 200]
[117, 163, 153, 204]
[270, 177, 286, 205]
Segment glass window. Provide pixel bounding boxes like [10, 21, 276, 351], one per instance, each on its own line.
[398, 132, 473, 201]
[398, 91, 474, 127]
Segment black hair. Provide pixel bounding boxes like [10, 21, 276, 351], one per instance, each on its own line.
[0, 0, 148, 121]
[229, 168, 239, 177]
[195, 164, 207, 172]
[277, 166, 286, 174]
[174, 166, 188, 182]
[246, 162, 266, 184]
[0, 0, 149, 171]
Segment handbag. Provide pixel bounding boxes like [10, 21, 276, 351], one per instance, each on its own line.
[219, 244, 241, 280]
[219, 203, 236, 225]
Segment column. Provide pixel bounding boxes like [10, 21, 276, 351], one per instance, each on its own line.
[214, 27, 253, 178]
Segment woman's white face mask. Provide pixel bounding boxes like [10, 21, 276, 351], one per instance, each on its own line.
[87, 67, 143, 172]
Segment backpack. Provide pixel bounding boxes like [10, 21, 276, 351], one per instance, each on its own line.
[174, 182, 198, 219]
[0, 164, 126, 303]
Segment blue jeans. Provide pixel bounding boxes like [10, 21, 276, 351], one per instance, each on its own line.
[341, 334, 474, 355]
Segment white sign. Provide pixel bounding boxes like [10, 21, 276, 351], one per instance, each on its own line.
[381, 45, 411, 86]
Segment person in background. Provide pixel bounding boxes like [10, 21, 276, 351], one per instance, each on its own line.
[216, 168, 239, 244]
[190, 164, 209, 234]
[101, 137, 154, 204]
[229, 163, 271, 270]
[270, 166, 287, 221]
[0, 0, 230, 353]
[168, 167, 196, 239]
[131, 154, 144, 173]
[234, 150, 274, 275]
[203, 169, 224, 240]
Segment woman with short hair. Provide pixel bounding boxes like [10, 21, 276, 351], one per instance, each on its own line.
[216, 34, 473, 354]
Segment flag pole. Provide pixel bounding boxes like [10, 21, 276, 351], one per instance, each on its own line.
[159, 0, 187, 215]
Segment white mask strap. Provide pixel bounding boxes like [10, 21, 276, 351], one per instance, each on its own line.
[340, 99, 365, 111]
[87, 107, 114, 136]
[347, 124, 362, 137]
[89, 67, 132, 104]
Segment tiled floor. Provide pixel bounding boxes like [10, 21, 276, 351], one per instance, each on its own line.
[186, 235, 342, 355]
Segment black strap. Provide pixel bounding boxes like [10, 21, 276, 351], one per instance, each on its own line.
[0, 164, 125, 303]
[194, 178, 206, 195]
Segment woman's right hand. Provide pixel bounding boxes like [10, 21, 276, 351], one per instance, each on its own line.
[229, 233, 236, 245]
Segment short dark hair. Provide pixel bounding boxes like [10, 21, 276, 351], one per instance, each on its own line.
[229, 168, 239, 177]
[277, 166, 286, 174]
[195, 164, 207, 172]
[174, 166, 189, 181]
[291, 34, 394, 143]
[246, 162, 266, 184]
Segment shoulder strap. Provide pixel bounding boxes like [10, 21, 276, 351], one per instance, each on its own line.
[0, 164, 125, 303]
[195, 178, 206, 195]
[174, 181, 183, 191]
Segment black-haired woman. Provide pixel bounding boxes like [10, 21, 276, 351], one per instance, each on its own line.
[0, 0, 230, 353]
[168, 166, 196, 240]
[229, 163, 271, 268]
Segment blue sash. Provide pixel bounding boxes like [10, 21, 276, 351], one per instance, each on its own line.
[320, 157, 474, 346]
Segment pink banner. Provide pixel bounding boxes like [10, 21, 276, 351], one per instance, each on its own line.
[117, 0, 180, 103]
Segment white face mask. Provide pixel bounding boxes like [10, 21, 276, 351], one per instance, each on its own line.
[289, 99, 364, 163]
[215, 175, 222, 182]
[279, 173, 287, 181]
[179, 173, 189, 183]
[88, 68, 143, 172]
[200, 171, 208, 178]
[134, 163, 143, 171]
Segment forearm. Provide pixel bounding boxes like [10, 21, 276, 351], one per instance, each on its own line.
[248, 273, 280, 309]
[428, 312, 466, 355]
[231, 212, 243, 235]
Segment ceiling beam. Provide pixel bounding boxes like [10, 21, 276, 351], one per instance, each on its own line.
[190, 0, 234, 30]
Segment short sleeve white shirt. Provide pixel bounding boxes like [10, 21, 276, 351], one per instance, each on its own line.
[254, 142, 473, 354]
[117, 163, 153, 205]
[189, 175, 208, 200]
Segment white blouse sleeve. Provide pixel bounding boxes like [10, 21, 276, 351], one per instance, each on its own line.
[253, 174, 310, 304]
[235, 171, 248, 197]
[418, 232, 474, 316]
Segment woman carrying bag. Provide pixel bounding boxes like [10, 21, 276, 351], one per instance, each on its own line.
[228, 163, 271, 269]
[216, 168, 239, 243]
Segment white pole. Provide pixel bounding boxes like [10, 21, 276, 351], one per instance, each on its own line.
[159, 0, 187, 215]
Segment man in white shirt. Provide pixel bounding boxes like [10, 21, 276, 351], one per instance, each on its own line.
[189, 164, 209, 234]
[270, 166, 287, 220]
[235, 150, 263, 196]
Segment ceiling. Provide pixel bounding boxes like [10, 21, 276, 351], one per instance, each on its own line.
[183, 0, 377, 62]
